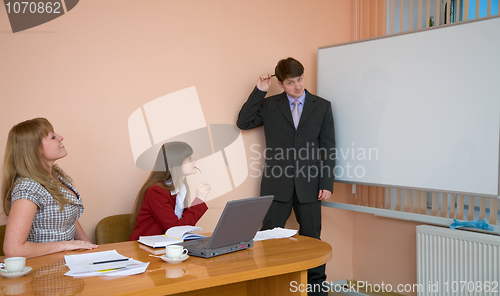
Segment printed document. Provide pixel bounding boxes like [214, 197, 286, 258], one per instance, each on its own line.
[64, 250, 149, 277]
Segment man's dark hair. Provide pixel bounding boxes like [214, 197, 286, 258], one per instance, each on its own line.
[275, 57, 304, 83]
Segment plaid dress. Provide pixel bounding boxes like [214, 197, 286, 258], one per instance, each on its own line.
[11, 176, 84, 242]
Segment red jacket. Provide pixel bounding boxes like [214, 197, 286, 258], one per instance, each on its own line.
[129, 185, 208, 241]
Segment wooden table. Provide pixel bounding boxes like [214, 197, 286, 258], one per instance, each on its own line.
[0, 235, 331, 296]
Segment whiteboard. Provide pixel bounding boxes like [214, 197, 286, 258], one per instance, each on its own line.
[317, 16, 500, 197]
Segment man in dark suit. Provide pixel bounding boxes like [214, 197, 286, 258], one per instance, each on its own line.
[237, 57, 335, 295]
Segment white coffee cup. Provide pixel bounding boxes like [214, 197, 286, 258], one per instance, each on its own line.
[165, 245, 188, 259]
[165, 267, 188, 278]
[5, 282, 26, 295]
[3, 257, 26, 273]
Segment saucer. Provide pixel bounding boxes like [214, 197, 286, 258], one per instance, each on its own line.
[0, 267, 32, 278]
[161, 254, 189, 264]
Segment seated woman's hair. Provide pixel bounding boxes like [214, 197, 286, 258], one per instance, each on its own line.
[1, 118, 72, 215]
[131, 141, 193, 225]
[153, 141, 194, 189]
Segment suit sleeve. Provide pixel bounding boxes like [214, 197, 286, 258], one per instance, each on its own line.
[319, 101, 336, 192]
[236, 87, 267, 130]
[145, 186, 208, 231]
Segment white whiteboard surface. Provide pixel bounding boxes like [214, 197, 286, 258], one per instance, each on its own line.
[318, 16, 500, 197]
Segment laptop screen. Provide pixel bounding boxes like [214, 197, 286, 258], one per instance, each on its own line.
[207, 195, 273, 249]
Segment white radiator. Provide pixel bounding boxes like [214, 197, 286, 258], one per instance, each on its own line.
[417, 225, 500, 296]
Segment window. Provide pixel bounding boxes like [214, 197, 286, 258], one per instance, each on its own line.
[459, 0, 499, 21]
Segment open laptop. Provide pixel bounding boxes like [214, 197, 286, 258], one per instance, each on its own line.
[175, 195, 273, 258]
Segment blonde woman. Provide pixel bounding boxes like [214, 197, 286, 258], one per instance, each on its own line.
[2, 118, 97, 258]
[129, 142, 209, 241]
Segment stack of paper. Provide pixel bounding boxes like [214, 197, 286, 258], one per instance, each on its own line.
[139, 244, 166, 255]
[64, 250, 149, 277]
[253, 227, 298, 241]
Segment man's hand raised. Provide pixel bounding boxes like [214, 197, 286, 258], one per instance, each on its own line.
[256, 73, 273, 92]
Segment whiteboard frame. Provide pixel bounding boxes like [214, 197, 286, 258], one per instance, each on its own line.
[317, 15, 500, 197]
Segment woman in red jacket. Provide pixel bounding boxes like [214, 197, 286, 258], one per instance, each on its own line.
[129, 142, 209, 241]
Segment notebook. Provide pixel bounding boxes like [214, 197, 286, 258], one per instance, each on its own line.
[138, 226, 205, 248]
[174, 195, 273, 258]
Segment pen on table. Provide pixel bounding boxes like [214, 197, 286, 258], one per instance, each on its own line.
[90, 258, 129, 265]
[97, 263, 140, 272]
[98, 266, 127, 272]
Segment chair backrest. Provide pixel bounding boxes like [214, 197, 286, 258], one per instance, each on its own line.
[95, 214, 133, 245]
[0, 225, 5, 256]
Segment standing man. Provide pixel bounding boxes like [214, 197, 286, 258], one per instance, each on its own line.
[237, 57, 335, 295]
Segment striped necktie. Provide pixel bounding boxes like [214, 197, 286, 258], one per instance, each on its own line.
[291, 99, 300, 129]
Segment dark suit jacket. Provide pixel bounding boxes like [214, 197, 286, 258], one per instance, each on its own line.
[237, 87, 335, 203]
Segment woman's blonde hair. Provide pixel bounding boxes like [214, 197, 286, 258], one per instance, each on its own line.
[131, 141, 193, 226]
[2, 118, 73, 215]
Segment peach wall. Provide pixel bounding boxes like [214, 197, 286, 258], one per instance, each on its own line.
[0, 0, 356, 282]
[353, 213, 420, 296]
